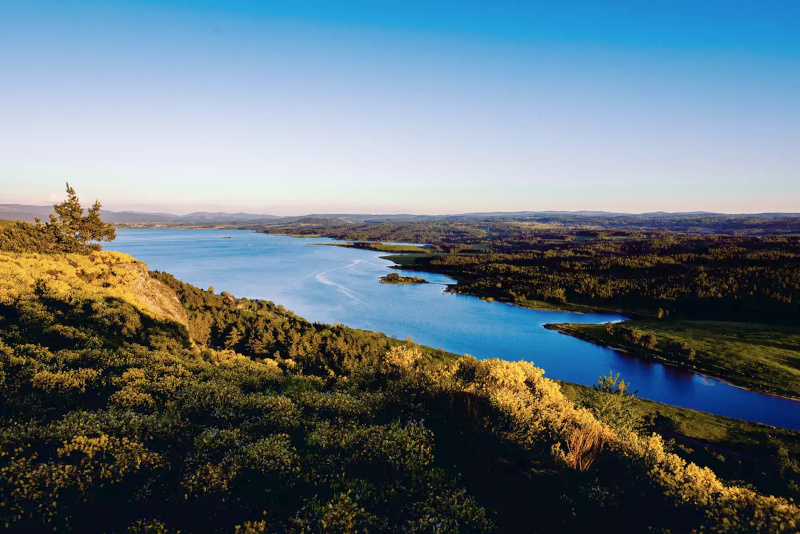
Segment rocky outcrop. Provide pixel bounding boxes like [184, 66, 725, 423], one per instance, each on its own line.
[125, 261, 188, 329]
[0, 250, 188, 329]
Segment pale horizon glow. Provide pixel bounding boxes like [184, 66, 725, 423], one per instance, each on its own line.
[1, 1, 798, 215]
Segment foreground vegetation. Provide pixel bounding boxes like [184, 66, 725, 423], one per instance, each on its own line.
[551, 321, 800, 399]
[559, 381, 800, 502]
[2, 250, 799, 532]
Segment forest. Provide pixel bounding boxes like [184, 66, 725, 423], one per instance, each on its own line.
[258, 219, 800, 321]
[257, 217, 800, 407]
[254, 212, 800, 240]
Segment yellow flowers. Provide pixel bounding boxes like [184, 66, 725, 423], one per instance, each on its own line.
[384, 345, 423, 371]
[58, 434, 113, 459]
[31, 368, 100, 393]
[55, 434, 163, 475]
[0, 251, 166, 321]
[438, 354, 800, 532]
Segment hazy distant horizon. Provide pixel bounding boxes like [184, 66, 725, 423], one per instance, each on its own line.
[5, 196, 800, 217]
[2, 1, 798, 213]
[2, 199, 799, 220]
[2, 197, 800, 218]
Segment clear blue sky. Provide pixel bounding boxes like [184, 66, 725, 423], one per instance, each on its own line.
[1, 1, 798, 214]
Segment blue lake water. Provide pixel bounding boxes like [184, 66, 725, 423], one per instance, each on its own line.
[109, 229, 800, 430]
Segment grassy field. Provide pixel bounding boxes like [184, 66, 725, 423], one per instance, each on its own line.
[381, 252, 433, 266]
[559, 380, 800, 500]
[513, 297, 638, 314]
[320, 242, 431, 253]
[553, 320, 800, 398]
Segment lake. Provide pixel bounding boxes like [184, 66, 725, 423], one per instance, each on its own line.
[109, 229, 800, 429]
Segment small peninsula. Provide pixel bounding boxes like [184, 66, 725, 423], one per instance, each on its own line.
[379, 272, 428, 284]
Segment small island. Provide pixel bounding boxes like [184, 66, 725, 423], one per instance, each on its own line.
[379, 272, 428, 285]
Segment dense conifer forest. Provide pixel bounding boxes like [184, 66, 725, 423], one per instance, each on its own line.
[258, 220, 800, 321]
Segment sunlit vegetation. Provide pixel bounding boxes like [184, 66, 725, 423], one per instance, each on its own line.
[1, 250, 799, 531]
[0, 251, 186, 327]
[379, 272, 428, 285]
[560, 380, 800, 503]
[552, 321, 800, 398]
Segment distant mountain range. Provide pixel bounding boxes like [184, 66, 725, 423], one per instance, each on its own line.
[0, 204, 281, 225]
[1, 204, 798, 226]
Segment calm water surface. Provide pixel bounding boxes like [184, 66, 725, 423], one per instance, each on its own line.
[109, 229, 800, 429]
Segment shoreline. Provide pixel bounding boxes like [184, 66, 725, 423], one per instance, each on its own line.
[370, 240, 800, 404]
[546, 323, 800, 403]
[382, 254, 628, 315]
[121, 229, 800, 425]
[277, 233, 800, 404]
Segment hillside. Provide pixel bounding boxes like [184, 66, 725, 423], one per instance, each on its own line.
[0, 251, 798, 532]
[0, 251, 187, 328]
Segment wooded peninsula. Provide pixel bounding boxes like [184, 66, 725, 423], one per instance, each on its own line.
[258, 218, 800, 400]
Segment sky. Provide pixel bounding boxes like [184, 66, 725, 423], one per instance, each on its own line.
[1, 1, 798, 215]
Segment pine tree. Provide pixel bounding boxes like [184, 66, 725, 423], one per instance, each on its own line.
[0, 183, 115, 253]
[49, 183, 116, 252]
